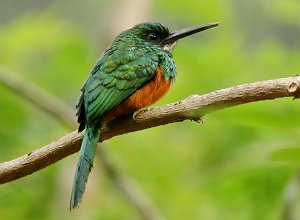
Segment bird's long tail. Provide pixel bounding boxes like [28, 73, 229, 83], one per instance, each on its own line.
[70, 125, 100, 210]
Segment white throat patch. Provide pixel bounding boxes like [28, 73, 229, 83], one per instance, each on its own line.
[163, 42, 177, 53]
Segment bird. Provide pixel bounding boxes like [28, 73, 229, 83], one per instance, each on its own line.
[70, 21, 219, 209]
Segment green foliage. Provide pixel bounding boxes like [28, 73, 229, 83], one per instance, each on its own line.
[0, 1, 300, 220]
[272, 147, 300, 164]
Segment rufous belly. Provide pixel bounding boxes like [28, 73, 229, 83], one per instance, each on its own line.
[105, 67, 172, 121]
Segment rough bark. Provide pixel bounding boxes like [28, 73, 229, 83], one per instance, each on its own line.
[0, 75, 299, 184]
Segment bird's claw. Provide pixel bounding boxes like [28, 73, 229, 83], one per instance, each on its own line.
[133, 108, 148, 120]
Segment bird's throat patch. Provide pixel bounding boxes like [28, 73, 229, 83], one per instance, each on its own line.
[163, 42, 177, 53]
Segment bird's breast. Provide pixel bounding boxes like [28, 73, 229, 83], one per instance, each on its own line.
[105, 67, 172, 121]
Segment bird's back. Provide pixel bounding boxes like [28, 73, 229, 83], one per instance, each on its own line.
[76, 32, 176, 128]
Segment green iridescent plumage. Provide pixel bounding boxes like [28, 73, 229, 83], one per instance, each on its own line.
[79, 23, 176, 128]
[71, 21, 219, 209]
[71, 23, 176, 209]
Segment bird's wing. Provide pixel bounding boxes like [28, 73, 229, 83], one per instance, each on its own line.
[80, 48, 160, 126]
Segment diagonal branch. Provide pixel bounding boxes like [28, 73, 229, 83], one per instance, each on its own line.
[0, 75, 299, 184]
[0, 65, 76, 128]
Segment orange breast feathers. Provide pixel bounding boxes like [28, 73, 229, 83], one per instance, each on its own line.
[105, 67, 172, 121]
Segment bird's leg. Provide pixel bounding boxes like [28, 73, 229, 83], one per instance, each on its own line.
[133, 107, 149, 120]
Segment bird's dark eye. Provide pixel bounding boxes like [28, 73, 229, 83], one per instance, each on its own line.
[148, 33, 158, 41]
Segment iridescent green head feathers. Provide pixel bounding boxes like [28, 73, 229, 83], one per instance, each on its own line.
[115, 22, 220, 53]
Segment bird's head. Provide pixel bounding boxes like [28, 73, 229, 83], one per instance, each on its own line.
[121, 22, 219, 53]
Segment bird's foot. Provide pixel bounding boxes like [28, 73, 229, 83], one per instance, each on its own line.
[133, 108, 149, 120]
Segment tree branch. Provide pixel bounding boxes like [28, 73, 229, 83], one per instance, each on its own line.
[0, 75, 299, 184]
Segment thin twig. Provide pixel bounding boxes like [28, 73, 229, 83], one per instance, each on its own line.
[0, 75, 299, 184]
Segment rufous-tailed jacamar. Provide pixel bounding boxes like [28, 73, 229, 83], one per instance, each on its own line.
[71, 22, 219, 209]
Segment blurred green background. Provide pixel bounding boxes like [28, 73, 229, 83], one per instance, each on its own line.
[1, 0, 300, 219]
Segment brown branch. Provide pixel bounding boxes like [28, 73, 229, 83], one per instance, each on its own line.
[0, 75, 299, 184]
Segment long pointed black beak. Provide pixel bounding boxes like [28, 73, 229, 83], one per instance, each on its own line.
[163, 22, 220, 44]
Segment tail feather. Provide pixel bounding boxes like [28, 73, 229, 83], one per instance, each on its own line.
[70, 126, 100, 210]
